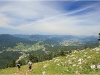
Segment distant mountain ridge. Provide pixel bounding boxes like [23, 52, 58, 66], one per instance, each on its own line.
[13, 34, 77, 40]
[0, 34, 99, 51]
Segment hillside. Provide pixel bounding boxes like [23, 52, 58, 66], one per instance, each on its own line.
[0, 46, 100, 74]
[0, 34, 37, 51]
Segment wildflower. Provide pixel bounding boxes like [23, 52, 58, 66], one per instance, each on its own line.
[73, 50, 78, 53]
[90, 65, 96, 69]
[78, 62, 82, 64]
[71, 54, 74, 57]
[42, 71, 46, 75]
[43, 64, 48, 68]
[78, 58, 83, 64]
[78, 58, 83, 62]
[54, 58, 60, 63]
[72, 57, 76, 59]
[79, 66, 82, 69]
[67, 69, 69, 71]
[87, 56, 91, 58]
[68, 60, 72, 64]
[66, 56, 68, 59]
[84, 52, 87, 54]
[50, 60, 52, 61]
[26, 73, 28, 75]
[57, 63, 60, 66]
[97, 64, 100, 69]
[75, 71, 79, 74]
[95, 48, 100, 51]
[73, 64, 76, 67]
[61, 62, 66, 66]
[84, 55, 86, 57]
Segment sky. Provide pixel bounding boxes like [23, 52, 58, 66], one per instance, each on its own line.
[0, 0, 100, 36]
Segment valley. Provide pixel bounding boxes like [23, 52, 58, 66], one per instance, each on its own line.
[0, 34, 99, 71]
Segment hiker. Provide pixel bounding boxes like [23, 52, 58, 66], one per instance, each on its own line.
[16, 63, 21, 71]
[28, 60, 32, 71]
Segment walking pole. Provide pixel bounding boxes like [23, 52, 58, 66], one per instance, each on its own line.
[98, 33, 100, 47]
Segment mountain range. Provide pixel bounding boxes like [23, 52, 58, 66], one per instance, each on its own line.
[0, 34, 99, 51]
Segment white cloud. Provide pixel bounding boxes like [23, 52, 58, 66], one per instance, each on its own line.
[0, 1, 100, 35]
[0, 1, 60, 19]
[0, 13, 14, 28]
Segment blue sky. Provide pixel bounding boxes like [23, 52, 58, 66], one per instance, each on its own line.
[0, 1, 100, 36]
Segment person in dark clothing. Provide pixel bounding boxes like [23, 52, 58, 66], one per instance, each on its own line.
[16, 63, 21, 71]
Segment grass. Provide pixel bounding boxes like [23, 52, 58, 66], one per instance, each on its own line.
[0, 46, 100, 75]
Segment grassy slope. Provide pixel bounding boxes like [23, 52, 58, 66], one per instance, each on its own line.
[0, 46, 100, 75]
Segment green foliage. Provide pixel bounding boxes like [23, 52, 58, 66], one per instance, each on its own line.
[0, 51, 21, 69]
[58, 50, 66, 56]
[6, 60, 16, 68]
[27, 49, 70, 64]
[29, 54, 38, 63]
[10, 42, 44, 52]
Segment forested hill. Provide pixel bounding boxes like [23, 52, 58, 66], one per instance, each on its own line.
[0, 34, 37, 51]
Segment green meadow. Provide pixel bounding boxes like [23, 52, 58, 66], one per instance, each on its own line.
[0, 46, 100, 75]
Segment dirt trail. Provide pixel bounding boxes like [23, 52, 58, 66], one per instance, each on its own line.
[16, 52, 27, 63]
